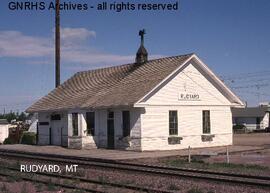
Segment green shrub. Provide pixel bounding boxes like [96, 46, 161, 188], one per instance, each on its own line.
[20, 132, 36, 145]
[3, 137, 14, 144]
[233, 124, 246, 133]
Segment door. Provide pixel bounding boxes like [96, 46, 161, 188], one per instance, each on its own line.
[107, 111, 114, 149]
[51, 120, 62, 146]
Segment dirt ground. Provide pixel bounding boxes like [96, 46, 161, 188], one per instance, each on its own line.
[204, 133, 270, 166]
[233, 133, 270, 147]
[205, 148, 270, 166]
[127, 133, 270, 175]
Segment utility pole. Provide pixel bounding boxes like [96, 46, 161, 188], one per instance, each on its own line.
[55, 0, 60, 88]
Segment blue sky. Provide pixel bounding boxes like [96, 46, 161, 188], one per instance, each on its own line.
[0, 0, 270, 112]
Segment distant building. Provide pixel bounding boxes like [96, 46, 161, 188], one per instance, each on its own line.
[232, 105, 270, 131]
[27, 113, 38, 133]
[0, 119, 9, 143]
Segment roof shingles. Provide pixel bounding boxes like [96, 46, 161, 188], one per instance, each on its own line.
[26, 54, 193, 112]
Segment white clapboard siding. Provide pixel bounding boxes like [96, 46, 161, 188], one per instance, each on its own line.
[141, 106, 232, 151]
[144, 63, 231, 106]
[139, 62, 233, 151]
[37, 112, 51, 145]
[97, 109, 107, 148]
[262, 113, 270, 128]
[79, 111, 98, 149]
[97, 108, 142, 150]
[0, 125, 9, 143]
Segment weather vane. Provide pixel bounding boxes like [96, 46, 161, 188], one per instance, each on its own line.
[139, 29, 146, 45]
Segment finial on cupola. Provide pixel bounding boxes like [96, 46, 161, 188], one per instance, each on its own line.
[136, 29, 148, 64]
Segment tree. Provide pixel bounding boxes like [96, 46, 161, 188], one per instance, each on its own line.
[18, 112, 27, 122]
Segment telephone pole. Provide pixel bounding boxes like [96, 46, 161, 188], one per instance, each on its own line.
[55, 0, 60, 88]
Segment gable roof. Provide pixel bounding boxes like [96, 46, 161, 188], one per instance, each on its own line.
[26, 54, 192, 112]
[26, 53, 244, 113]
[232, 106, 269, 117]
[135, 54, 244, 106]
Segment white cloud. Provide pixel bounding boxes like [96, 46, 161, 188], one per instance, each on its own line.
[0, 31, 52, 57]
[60, 27, 96, 42]
[0, 28, 164, 67]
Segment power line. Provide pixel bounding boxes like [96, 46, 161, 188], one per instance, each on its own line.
[221, 70, 270, 80]
[231, 83, 269, 89]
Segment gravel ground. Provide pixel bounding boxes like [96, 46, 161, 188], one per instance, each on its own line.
[0, 180, 65, 193]
[80, 167, 270, 193]
[0, 157, 269, 193]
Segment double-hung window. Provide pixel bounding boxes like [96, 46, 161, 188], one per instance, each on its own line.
[202, 110, 211, 134]
[169, 111, 178, 135]
[122, 111, 130, 137]
[72, 113, 78, 136]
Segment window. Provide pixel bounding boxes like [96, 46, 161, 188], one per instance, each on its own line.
[122, 111, 130, 137]
[51, 114, 61, 120]
[72, 113, 78, 136]
[108, 111, 114, 119]
[169, 111, 178, 135]
[256, 117, 261, 125]
[39, 122, 49, 126]
[86, 112, 95, 135]
[202, 110, 211, 134]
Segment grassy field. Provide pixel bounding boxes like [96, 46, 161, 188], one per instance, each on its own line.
[163, 155, 270, 175]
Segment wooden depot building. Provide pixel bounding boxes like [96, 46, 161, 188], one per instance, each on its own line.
[26, 31, 244, 151]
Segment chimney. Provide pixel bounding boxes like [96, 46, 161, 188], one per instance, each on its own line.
[136, 29, 148, 64]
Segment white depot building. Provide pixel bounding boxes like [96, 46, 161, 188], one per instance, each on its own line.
[27, 32, 244, 151]
[0, 119, 9, 144]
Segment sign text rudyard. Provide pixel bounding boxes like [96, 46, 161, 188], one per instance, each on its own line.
[178, 93, 200, 101]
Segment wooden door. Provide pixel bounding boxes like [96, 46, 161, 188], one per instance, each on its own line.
[107, 111, 114, 149]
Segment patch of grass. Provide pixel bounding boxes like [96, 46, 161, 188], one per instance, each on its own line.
[187, 187, 204, 193]
[11, 161, 21, 169]
[1, 184, 7, 192]
[61, 169, 67, 176]
[21, 183, 27, 193]
[35, 183, 43, 192]
[211, 162, 267, 170]
[168, 183, 179, 191]
[63, 179, 71, 185]
[47, 178, 56, 191]
[164, 157, 269, 173]
[74, 178, 81, 185]
[119, 179, 135, 185]
[76, 169, 85, 177]
[6, 175, 21, 182]
[92, 184, 98, 189]
[98, 176, 109, 184]
[72, 190, 84, 193]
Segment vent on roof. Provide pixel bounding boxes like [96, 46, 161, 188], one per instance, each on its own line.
[136, 29, 148, 64]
